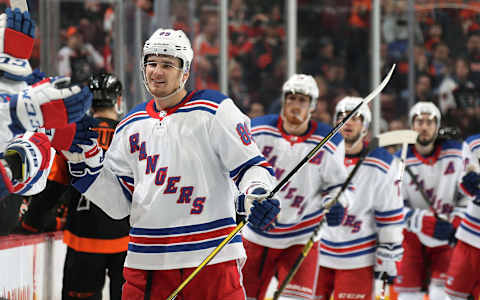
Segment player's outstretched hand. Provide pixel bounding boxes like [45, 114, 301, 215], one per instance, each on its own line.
[0, 8, 35, 59]
[10, 77, 92, 133]
[374, 243, 403, 284]
[247, 187, 280, 232]
[406, 208, 454, 241]
[51, 115, 98, 152]
[62, 138, 104, 178]
[325, 201, 345, 226]
[461, 171, 480, 197]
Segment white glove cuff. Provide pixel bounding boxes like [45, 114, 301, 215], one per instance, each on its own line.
[15, 90, 44, 131]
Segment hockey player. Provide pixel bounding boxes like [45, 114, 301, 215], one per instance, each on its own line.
[63, 28, 281, 300]
[314, 97, 405, 300]
[444, 134, 480, 300]
[394, 102, 477, 300]
[61, 73, 129, 300]
[241, 74, 348, 300]
[0, 7, 92, 199]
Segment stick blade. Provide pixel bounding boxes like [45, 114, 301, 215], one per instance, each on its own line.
[364, 64, 396, 105]
[377, 130, 418, 148]
[10, 0, 28, 12]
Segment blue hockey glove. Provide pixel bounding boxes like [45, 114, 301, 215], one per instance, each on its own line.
[6, 8, 35, 37]
[51, 115, 98, 152]
[0, 8, 35, 60]
[462, 171, 480, 197]
[246, 187, 280, 232]
[325, 201, 345, 226]
[406, 208, 454, 241]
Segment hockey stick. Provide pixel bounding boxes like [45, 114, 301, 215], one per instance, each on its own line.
[10, 0, 28, 12]
[273, 130, 417, 300]
[166, 64, 396, 300]
[404, 166, 444, 220]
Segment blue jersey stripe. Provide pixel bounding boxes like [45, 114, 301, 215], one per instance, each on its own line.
[176, 106, 217, 115]
[320, 247, 376, 258]
[128, 235, 242, 253]
[320, 234, 377, 247]
[116, 116, 150, 134]
[459, 223, 480, 237]
[247, 224, 317, 238]
[130, 217, 236, 236]
[375, 207, 404, 217]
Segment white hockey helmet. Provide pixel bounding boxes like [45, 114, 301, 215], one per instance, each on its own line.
[141, 28, 193, 94]
[334, 96, 371, 132]
[408, 101, 441, 130]
[282, 74, 319, 110]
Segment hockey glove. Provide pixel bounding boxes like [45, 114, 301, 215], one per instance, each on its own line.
[0, 8, 35, 59]
[325, 201, 345, 226]
[461, 171, 480, 198]
[9, 77, 93, 133]
[374, 243, 403, 284]
[50, 115, 98, 152]
[4, 132, 51, 192]
[406, 208, 454, 241]
[244, 187, 280, 232]
[62, 139, 104, 178]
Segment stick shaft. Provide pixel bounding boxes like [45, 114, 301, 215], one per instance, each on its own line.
[167, 65, 396, 300]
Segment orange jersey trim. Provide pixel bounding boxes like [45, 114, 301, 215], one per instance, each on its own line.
[63, 230, 129, 254]
[47, 154, 69, 184]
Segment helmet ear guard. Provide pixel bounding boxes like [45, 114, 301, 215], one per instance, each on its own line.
[282, 74, 319, 111]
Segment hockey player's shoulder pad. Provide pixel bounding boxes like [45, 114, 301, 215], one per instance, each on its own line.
[466, 134, 480, 147]
[251, 114, 278, 129]
[115, 101, 149, 135]
[192, 89, 229, 105]
[313, 121, 344, 147]
[466, 134, 480, 158]
[439, 139, 463, 151]
[364, 147, 394, 174]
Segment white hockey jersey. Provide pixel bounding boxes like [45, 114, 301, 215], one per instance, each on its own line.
[400, 140, 475, 247]
[456, 134, 480, 249]
[73, 90, 275, 270]
[318, 147, 404, 270]
[241, 114, 350, 249]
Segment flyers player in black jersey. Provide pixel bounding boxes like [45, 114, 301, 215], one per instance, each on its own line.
[60, 73, 129, 300]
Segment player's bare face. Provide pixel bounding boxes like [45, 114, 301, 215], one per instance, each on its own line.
[145, 55, 182, 97]
[412, 114, 437, 146]
[336, 112, 363, 145]
[283, 93, 311, 125]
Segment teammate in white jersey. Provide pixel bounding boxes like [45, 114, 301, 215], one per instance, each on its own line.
[0, 7, 92, 199]
[444, 134, 480, 299]
[314, 97, 404, 300]
[394, 102, 477, 300]
[242, 74, 348, 300]
[63, 28, 281, 300]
